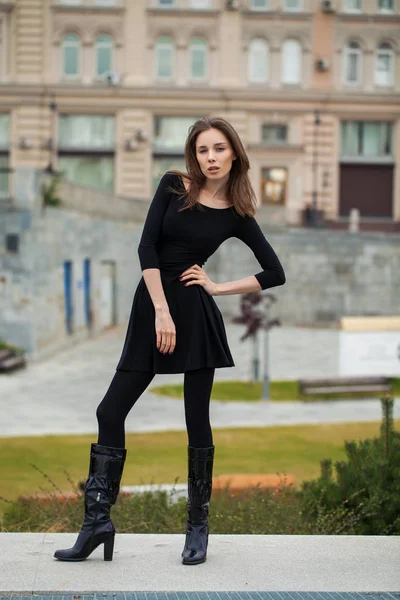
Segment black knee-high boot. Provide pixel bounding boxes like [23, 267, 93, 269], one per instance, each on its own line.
[54, 443, 127, 561]
[181, 445, 215, 565]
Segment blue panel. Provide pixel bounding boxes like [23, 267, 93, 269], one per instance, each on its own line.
[63, 260, 72, 334]
[83, 258, 91, 328]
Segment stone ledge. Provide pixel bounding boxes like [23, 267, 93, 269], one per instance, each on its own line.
[0, 533, 399, 593]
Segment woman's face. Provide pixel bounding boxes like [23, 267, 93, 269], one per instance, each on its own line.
[195, 128, 236, 182]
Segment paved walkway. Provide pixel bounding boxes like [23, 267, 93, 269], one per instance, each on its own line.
[0, 324, 398, 438]
[1, 533, 399, 592]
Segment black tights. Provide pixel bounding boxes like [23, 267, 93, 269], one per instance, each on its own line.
[96, 367, 215, 449]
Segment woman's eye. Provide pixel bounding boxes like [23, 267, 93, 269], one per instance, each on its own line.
[199, 148, 224, 153]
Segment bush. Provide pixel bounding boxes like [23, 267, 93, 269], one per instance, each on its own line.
[1, 469, 356, 535]
[299, 396, 400, 535]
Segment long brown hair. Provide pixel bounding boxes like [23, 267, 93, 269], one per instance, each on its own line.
[166, 116, 257, 217]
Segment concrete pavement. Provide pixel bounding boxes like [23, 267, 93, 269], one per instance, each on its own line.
[0, 533, 399, 592]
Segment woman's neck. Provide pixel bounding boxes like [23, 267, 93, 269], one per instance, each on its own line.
[202, 174, 229, 199]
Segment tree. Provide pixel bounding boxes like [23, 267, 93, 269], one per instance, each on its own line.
[231, 290, 281, 398]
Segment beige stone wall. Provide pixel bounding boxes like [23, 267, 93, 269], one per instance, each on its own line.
[1, 0, 399, 224]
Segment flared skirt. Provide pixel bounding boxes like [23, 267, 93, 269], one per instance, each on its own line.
[116, 275, 235, 374]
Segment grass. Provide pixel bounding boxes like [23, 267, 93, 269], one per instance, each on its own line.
[149, 378, 400, 402]
[1, 419, 399, 520]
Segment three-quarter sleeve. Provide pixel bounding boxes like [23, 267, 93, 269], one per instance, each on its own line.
[137, 172, 175, 271]
[235, 215, 286, 291]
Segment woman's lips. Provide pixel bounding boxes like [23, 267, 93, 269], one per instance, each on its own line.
[208, 167, 219, 172]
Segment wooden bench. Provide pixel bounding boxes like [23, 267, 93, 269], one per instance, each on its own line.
[0, 348, 26, 374]
[298, 376, 392, 396]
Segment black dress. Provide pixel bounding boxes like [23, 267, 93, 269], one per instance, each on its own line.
[116, 171, 285, 374]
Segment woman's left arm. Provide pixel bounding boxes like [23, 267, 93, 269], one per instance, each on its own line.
[214, 216, 286, 296]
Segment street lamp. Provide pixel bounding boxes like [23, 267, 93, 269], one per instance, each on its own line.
[311, 109, 321, 227]
[43, 96, 58, 175]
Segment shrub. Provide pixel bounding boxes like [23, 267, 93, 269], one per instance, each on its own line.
[299, 396, 400, 535]
[1, 469, 356, 535]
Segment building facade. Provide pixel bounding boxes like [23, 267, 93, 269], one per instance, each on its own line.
[0, 0, 399, 229]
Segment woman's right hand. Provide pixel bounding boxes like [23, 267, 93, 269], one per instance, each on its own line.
[155, 308, 176, 354]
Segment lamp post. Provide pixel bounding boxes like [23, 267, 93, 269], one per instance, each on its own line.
[262, 301, 270, 401]
[43, 95, 57, 175]
[311, 109, 321, 227]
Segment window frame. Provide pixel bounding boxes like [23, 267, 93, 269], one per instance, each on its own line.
[250, 0, 268, 9]
[374, 44, 394, 87]
[57, 114, 116, 192]
[155, 36, 174, 80]
[343, 0, 363, 12]
[94, 0, 117, 5]
[189, 0, 212, 8]
[95, 34, 114, 79]
[343, 42, 362, 86]
[283, 0, 303, 12]
[62, 33, 81, 79]
[189, 37, 208, 81]
[261, 124, 288, 144]
[248, 38, 269, 83]
[377, 0, 395, 12]
[157, 0, 176, 7]
[340, 120, 393, 162]
[281, 39, 302, 85]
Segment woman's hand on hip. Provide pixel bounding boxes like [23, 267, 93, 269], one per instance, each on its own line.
[155, 308, 176, 354]
[179, 264, 218, 296]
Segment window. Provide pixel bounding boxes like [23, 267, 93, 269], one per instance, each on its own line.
[190, 38, 207, 80]
[341, 121, 392, 158]
[153, 116, 198, 153]
[95, 0, 116, 5]
[96, 35, 113, 78]
[262, 124, 288, 144]
[377, 0, 394, 11]
[284, 0, 302, 11]
[261, 167, 288, 205]
[375, 43, 394, 86]
[189, 0, 211, 7]
[248, 39, 269, 83]
[281, 39, 301, 84]
[62, 34, 80, 77]
[158, 0, 175, 6]
[344, 42, 362, 84]
[60, 0, 81, 4]
[58, 115, 115, 191]
[343, 0, 362, 10]
[0, 114, 10, 199]
[153, 116, 201, 191]
[251, 0, 268, 8]
[155, 37, 174, 79]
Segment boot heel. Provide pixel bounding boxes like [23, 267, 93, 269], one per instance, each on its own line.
[104, 532, 115, 561]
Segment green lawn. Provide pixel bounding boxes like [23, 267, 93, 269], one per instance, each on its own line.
[1, 419, 399, 520]
[149, 378, 400, 402]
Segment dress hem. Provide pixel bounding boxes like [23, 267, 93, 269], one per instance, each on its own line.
[116, 361, 235, 374]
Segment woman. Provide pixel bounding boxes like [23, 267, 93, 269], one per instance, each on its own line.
[54, 116, 286, 566]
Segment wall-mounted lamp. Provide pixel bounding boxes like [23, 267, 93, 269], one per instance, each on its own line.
[18, 136, 32, 150]
[124, 128, 149, 151]
[124, 138, 139, 152]
[135, 128, 148, 142]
